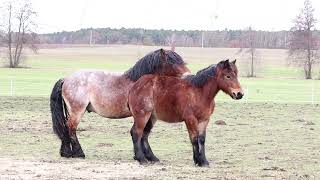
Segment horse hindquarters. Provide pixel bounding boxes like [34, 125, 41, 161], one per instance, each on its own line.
[50, 78, 87, 158]
[61, 79, 90, 158]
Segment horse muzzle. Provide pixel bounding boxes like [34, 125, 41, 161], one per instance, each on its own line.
[231, 90, 244, 100]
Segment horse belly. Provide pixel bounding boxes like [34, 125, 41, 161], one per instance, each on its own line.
[154, 109, 183, 123]
[88, 73, 133, 119]
[91, 94, 131, 118]
[156, 115, 183, 123]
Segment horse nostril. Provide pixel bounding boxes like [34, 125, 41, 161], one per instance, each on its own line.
[232, 92, 237, 98]
[237, 92, 243, 99]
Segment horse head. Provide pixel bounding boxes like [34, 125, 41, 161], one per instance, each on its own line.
[216, 59, 244, 100]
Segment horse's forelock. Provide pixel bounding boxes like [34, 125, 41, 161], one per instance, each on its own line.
[217, 60, 237, 74]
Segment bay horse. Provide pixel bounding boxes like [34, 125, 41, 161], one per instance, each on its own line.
[128, 59, 243, 166]
[50, 49, 190, 158]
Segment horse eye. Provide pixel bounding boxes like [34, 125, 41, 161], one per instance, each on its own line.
[226, 75, 231, 79]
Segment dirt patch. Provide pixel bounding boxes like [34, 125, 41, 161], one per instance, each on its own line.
[0, 158, 154, 179]
[262, 166, 286, 172]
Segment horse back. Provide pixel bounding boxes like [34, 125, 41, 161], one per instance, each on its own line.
[63, 70, 134, 118]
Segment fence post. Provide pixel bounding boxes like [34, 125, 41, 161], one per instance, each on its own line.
[245, 87, 249, 103]
[10, 80, 13, 96]
[311, 82, 315, 106]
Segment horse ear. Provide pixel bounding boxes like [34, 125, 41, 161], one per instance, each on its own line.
[160, 48, 167, 61]
[223, 59, 230, 69]
[232, 59, 236, 64]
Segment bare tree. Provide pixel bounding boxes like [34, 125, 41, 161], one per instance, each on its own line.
[238, 27, 260, 77]
[1, 0, 37, 68]
[288, 0, 319, 79]
[7, 3, 13, 67]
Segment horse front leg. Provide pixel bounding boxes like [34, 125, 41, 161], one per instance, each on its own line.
[197, 120, 209, 166]
[185, 118, 209, 167]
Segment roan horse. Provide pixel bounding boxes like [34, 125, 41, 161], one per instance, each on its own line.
[50, 49, 190, 158]
[128, 59, 243, 166]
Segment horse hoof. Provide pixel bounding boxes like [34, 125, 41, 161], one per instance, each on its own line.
[60, 153, 72, 158]
[134, 156, 148, 164]
[71, 148, 86, 158]
[139, 159, 148, 165]
[72, 153, 85, 158]
[197, 161, 210, 167]
[60, 151, 73, 158]
[146, 156, 159, 162]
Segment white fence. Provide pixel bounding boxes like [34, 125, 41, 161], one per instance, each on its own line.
[0, 78, 319, 105]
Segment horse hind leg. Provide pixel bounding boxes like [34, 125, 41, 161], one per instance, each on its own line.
[130, 112, 152, 164]
[68, 110, 86, 158]
[141, 115, 159, 162]
[60, 137, 72, 158]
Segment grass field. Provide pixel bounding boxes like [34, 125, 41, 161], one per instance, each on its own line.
[1, 45, 320, 103]
[0, 45, 319, 179]
[0, 97, 319, 179]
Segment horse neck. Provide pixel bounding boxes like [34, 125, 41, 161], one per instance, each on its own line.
[200, 77, 220, 102]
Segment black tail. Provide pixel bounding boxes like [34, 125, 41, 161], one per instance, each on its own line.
[50, 79, 70, 142]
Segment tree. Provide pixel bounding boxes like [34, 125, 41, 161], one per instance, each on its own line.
[238, 27, 260, 77]
[1, 0, 37, 68]
[288, 0, 319, 79]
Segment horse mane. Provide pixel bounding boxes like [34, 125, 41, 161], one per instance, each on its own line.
[185, 60, 234, 87]
[185, 64, 217, 87]
[125, 49, 185, 81]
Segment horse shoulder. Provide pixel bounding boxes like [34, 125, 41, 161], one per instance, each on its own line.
[201, 99, 215, 119]
[181, 87, 215, 122]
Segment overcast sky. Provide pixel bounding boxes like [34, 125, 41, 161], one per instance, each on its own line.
[23, 0, 320, 33]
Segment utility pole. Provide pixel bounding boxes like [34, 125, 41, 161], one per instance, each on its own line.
[89, 29, 93, 46]
[201, 31, 204, 48]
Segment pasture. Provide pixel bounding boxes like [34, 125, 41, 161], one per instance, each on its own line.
[0, 45, 319, 179]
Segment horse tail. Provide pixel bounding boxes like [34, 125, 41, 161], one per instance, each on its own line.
[50, 79, 70, 142]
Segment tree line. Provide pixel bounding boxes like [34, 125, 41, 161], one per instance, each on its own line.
[39, 28, 302, 49]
